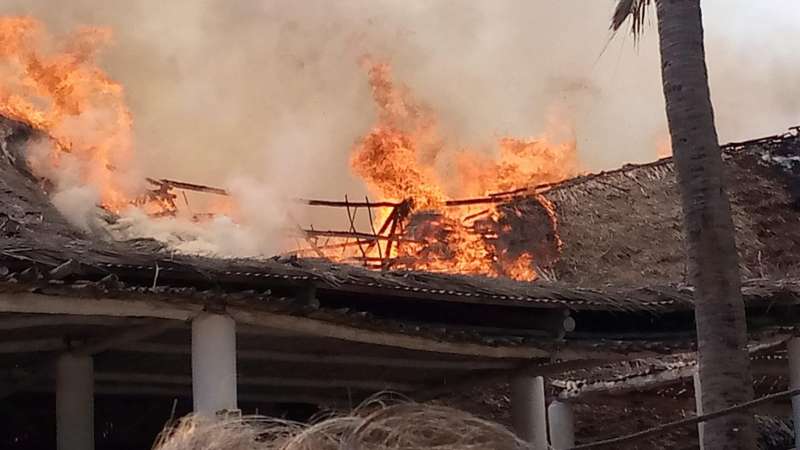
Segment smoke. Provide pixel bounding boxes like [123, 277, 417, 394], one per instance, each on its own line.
[106, 177, 298, 257]
[24, 138, 101, 232]
[2, 0, 799, 256]
[109, 209, 287, 258]
[52, 186, 101, 232]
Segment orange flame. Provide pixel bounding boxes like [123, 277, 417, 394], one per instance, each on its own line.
[351, 62, 446, 210]
[456, 137, 577, 196]
[0, 16, 134, 210]
[349, 60, 578, 280]
[0, 17, 578, 279]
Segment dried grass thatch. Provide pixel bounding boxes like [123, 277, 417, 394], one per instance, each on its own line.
[547, 132, 800, 286]
[152, 399, 530, 450]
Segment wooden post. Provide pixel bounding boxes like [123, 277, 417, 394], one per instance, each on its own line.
[192, 314, 238, 417]
[511, 375, 548, 449]
[56, 354, 94, 450]
[548, 400, 575, 449]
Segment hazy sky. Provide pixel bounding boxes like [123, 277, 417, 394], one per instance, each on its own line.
[3, 0, 799, 200]
[701, 0, 800, 141]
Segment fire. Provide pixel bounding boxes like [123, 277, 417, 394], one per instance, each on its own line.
[349, 60, 578, 280]
[505, 252, 536, 281]
[456, 137, 577, 196]
[351, 62, 446, 211]
[0, 16, 134, 210]
[0, 16, 579, 281]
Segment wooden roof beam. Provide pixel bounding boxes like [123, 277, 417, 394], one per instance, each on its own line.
[0, 292, 562, 359]
[0, 315, 150, 330]
[114, 342, 517, 370]
[0, 337, 519, 371]
[0, 338, 65, 353]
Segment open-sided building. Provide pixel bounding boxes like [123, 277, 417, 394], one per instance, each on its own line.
[2, 116, 800, 449]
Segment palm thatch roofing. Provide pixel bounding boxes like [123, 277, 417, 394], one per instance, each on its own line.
[544, 127, 800, 286]
[550, 338, 789, 401]
[2, 116, 800, 449]
[1, 117, 800, 348]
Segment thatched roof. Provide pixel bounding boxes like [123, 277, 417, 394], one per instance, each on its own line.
[3, 116, 800, 449]
[550, 337, 789, 400]
[535, 337, 795, 449]
[1, 117, 800, 349]
[544, 128, 800, 286]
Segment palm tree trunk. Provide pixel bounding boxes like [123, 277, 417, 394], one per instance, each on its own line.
[654, 0, 756, 448]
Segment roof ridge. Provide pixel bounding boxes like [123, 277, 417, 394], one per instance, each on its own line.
[523, 126, 800, 196]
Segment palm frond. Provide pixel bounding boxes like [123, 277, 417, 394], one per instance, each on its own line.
[610, 0, 654, 40]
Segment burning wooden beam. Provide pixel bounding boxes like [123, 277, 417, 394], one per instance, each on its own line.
[298, 198, 401, 208]
[364, 196, 385, 263]
[287, 239, 375, 255]
[443, 194, 525, 207]
[146, 178, 229, 196]
[344, 195, 368, 264]
[298, 194, 529, 209]
[300, 228, 420, 244]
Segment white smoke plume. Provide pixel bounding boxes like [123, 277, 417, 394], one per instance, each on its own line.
[51, 186, 101, 233]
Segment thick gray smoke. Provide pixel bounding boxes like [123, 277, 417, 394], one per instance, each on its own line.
[2, 0, 799, 255]
[5, 1, 799, 177]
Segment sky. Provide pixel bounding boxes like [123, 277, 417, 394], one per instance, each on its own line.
[702, 0, 800, 143]
[2, 0, 799, 201]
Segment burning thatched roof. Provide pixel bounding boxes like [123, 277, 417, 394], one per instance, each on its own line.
[3, 116, 800, 449]
[2, 116, 800, 349]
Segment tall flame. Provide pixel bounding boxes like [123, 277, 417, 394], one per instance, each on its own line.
[353, 59, 578, 202]
[0, 16, 134, 210]
[351, 61, 446, 210]
[456, 136, 577, 196]
[350, 60, 578, 280]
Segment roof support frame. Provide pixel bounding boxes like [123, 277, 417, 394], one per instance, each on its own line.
[0, 292, 564, 358]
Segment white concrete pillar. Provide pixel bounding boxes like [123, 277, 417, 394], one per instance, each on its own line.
[693, 369, 705, 450]
[548, 400, 575, 450]
[56, 354, 94, 450]
[192, 313, 238, 417]
[510, 375, 548, 449]
[788, 337, 800, 450]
